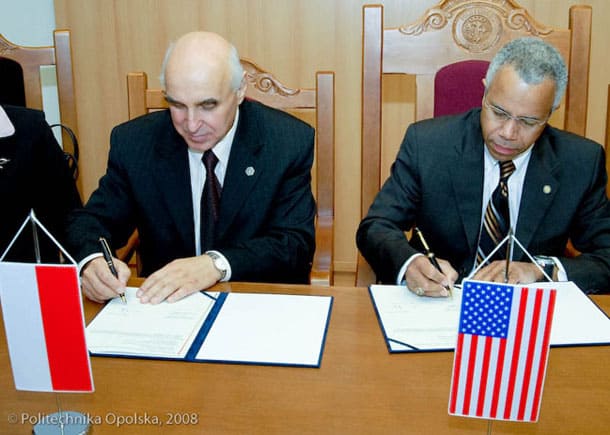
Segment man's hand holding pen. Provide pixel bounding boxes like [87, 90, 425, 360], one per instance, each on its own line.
[405, 255, 457, 298]
[81, 256, 131, 304]
[405, 227, 458, 298]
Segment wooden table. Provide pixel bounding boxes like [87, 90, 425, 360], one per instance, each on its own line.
[1, 281, 609, 434]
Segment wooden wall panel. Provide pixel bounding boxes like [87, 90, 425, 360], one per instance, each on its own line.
[54, 0, 610, 282]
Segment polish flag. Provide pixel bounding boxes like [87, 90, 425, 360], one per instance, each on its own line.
[0, 262, 93, 392]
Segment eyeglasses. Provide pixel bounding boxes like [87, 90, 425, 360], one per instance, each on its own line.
[483, 96, 549, 130]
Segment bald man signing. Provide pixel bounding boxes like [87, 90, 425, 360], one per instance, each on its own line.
[67, 31, 316, 304]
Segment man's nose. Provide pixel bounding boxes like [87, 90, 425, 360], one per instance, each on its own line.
[499, 118, 519, 140]
[186, 110, 203, 132]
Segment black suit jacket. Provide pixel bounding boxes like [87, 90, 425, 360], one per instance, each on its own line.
[67, 100, 316, 283]
[357, 109, 610, 292]
[0, 105, 82, 262]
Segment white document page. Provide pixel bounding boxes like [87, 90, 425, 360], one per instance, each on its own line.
[195, 293, 332, 366]
[370, 285, 462, 351]
[370, 281, 610, 352]
[538, 281, 610, 345]
[86, 288, 215, 358]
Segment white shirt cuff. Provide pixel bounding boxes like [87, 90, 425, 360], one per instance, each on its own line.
[396, 253, 425, 285]
[551, 256, 568, 281]
[78, 252, 103, 274]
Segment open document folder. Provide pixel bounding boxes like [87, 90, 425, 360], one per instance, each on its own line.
[86, 288, 333, 367]
[369, 281, 610, 352]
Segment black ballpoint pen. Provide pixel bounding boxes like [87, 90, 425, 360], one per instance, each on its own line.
[414, 227, 452, 297]
[99, 237, 127, 303]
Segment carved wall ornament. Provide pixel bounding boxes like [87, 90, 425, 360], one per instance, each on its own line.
[504, 8, 552, 36]
[453, 6, 502, 53]
[400, 8, 448, 36]
[398, 0, 552, 46]
[242, 60, 300, 97]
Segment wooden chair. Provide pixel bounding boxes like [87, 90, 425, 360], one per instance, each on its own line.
[122, 62, 335, 285]
[357, 1, 592, 286]
[0, 30, 79, 172]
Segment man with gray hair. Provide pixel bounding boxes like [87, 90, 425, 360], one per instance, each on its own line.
[68, 31, 316, 304]
[357, 37, 610, 294]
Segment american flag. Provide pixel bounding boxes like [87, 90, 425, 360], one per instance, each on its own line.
[448, 281, 556, 422]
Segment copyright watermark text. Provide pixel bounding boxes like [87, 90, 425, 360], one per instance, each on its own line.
[7, 411, 200, 427]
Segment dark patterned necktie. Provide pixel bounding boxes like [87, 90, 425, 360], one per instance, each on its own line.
[201, 150, 221, 251]
[476, 160, 516, 266]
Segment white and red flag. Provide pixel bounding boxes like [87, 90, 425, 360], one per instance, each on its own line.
[0, 262, 93, 392]
[448, 280, 556, 422]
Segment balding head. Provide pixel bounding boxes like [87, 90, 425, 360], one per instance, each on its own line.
[159, 31, 247, 152]
[160, 31, 244, 91]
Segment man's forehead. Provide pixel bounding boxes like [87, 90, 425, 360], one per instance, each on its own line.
[165, 69, 232, 101]
[164, 81, 233, 106]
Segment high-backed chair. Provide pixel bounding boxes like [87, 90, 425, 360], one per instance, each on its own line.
[122, 62, 335, 285]
[0, 30, 79, 175]
[357, 1, 592, 286]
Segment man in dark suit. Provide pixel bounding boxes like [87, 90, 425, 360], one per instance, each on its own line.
[0, 105, 82, 262]
[67, 31, 315, 304]
[357, 37, 610, 295]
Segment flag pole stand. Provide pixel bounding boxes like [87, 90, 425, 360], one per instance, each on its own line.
[32, 394, 90, 434]
[15, 212, 92, 434]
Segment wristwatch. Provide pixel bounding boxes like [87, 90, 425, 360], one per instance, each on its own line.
[206, 251, 228, 281]
[534, 256, 555, 280]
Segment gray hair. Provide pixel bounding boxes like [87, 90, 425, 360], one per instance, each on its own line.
[485, 37, 568, 110]
[159, 41, 244, 91]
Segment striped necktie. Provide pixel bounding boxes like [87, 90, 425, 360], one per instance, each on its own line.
[476, 160, 516, 266]
[201, 150, 221, 252]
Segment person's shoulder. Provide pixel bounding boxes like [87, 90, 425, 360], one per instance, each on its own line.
[240, 99, 313, 133]
[2, 105, 46, 127]
[112, 109, 170, 134]
[413, 108, 480, 130]
[406, 108, 481, 146]
[543, 126, 603, 157]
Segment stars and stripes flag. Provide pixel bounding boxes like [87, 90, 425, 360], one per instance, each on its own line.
[0, 262, 94, 392]
[448, 280, 556, 422]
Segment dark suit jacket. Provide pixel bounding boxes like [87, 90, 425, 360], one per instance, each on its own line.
[357, 109, 610, 292]
[67, 99, 316, 283]
[0, 105, 82, 262]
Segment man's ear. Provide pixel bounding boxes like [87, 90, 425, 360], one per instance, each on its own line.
[236, 73, 247, 104]
[481, 78, 487, 104]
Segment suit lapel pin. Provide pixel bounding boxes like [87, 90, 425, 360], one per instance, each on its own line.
[245, 166, 255, 176]
[543, 185, 552, 194]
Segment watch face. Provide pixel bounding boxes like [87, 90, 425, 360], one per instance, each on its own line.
[214, 258, 226, 271]
[209, 254, 227, 279]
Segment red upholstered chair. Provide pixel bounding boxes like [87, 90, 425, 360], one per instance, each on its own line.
[433, 60, 489, 118]
[120, 62, 335, 285]
[357, 1, 592, 286]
